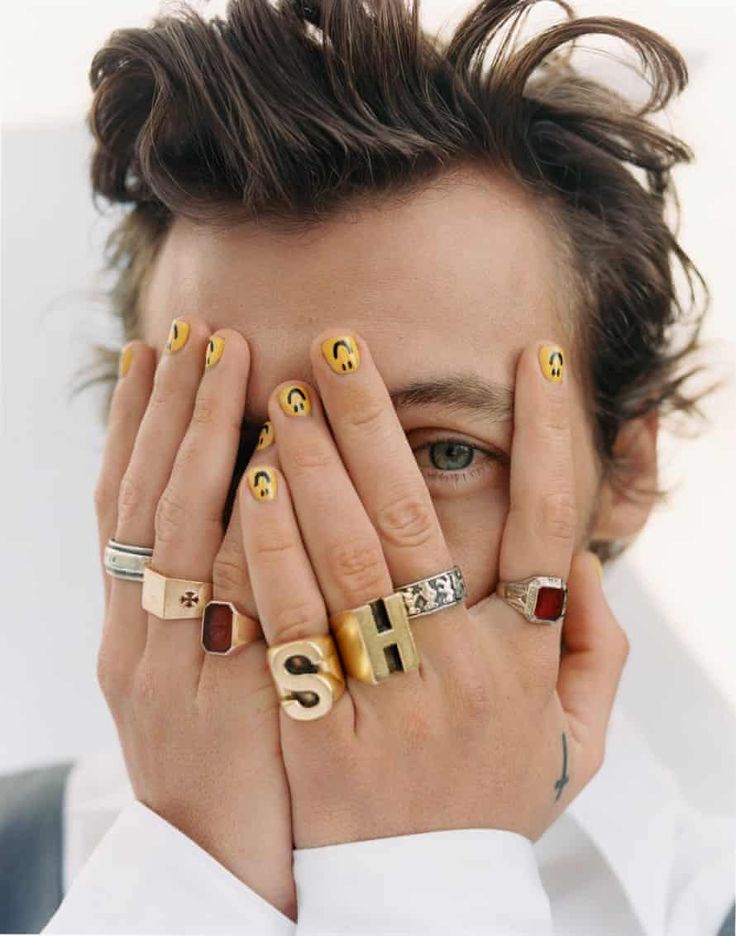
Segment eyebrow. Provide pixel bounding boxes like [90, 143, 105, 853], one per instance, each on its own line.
[389, 374, 514, 422]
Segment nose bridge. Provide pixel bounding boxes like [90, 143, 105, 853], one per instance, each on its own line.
[241, 333, 313, 424]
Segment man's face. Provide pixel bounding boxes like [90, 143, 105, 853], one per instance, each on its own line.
[140, 167, 603, 606]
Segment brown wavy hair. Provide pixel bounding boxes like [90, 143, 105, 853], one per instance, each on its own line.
[76, 0, 713, 561]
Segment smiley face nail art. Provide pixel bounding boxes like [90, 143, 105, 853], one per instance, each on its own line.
[278, 384, 312, 416]
[166, 319, 190, 353]
[321, 336, 361, 374]
[205, 335, 225, 369]
[247, 467, 278, 501]
[539, 344, 565, 383]
[257, 420, 274, 450]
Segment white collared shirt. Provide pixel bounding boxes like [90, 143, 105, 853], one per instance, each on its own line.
[44, 560, 736, 935]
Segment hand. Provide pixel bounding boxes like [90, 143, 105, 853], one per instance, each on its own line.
[238, 333, 629, 847]
[93, 320, 296, 919]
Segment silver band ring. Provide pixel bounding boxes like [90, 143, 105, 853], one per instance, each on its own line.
[104, 538, 154, 581]
[398, 565, 466, 618]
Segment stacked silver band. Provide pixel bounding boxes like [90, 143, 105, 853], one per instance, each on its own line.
[398, 565, 466, 618]
[104, 538, 153, 581]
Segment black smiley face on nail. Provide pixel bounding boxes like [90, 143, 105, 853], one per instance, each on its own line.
[332, 339, 357, 371]
[287, 387, 308, 413]
[253, 470, 274, 498]
[257, 422, 272, 448]
[548, 350, 564, 378]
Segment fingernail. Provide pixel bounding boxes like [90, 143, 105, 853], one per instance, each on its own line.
[205, 335, 225, 369]
[278, 384, 312, 416]
[165, 319, 190, 354]
[247, 467, 277, 501]
[594, 555, 604, 580]
[256, 420, 274, 450]
[118, 344, 133, 378]
[321, 336, 361, 374]
[539, 343, 565, 383]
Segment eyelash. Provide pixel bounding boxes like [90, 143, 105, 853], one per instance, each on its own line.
[413, 437, 506, 487]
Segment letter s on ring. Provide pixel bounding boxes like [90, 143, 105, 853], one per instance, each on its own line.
[267, 636, 345, 721]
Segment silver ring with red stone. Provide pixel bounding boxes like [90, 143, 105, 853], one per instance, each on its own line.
[495, 575, 568, 624]
[201, 600, 256, 656]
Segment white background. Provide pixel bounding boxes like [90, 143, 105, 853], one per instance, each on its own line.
[1, 0, 734, 775]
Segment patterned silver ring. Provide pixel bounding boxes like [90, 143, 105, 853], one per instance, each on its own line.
[104, 538, 154, 581]
[397, 565, 466, 619]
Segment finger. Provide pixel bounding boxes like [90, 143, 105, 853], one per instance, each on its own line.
[499, 340, 574, 580]
[108, 319, 210, 665]
[558, 552, 629, 760]
[197, 444, 273, 696]
[239, 458, 330, 648]
[94, 341, 155, 610]
[491, 340, 575, 656]
[146, 328, 250, 687]
[238, 457, 355, 728]
[266, 380, 394, 619]
[308, 334, 458, 653]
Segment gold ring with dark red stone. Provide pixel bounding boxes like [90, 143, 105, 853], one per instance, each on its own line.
[495, 575, 568, 624]
[201, 600, 257, 656]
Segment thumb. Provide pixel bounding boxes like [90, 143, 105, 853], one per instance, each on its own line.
[557, 551, 630, 748]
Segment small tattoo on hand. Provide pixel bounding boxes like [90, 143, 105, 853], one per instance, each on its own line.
[553, 732, 569, 802]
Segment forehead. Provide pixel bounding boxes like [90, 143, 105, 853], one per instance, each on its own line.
[141, 167, 569, 414]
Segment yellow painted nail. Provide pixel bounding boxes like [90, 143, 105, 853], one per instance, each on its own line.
[321, 336, 361, 374]
[594, 555, 604, 580]
[539, 344, 565, 383]
[165, 319, 190, 354]
[256, 420, 274, 450]
[247, 467, 277, 501]
[205, 335, 225, 369]
[278, 384, 312, 416]
[118, 344, 134, 378]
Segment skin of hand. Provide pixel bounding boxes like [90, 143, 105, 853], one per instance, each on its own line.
[93, 167, 656, 908]
[238, 332, 630, 848]
[94, 321, 297, 920]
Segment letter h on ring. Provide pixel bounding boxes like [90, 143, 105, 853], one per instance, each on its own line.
[332, 593, 420, 684]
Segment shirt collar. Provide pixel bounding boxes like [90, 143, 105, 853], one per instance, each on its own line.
[566, 702, 681, 936]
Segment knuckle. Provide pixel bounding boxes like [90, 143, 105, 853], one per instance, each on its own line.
[375, 492, 435, 550]
[272, 601, 326, 645]
[328, 539, 387, 601]
[538, 389, 568, 435]
[213, 549, 250, 593]
[254, 535, 298, 563]
[117, 472, 152, 526]
[154, 488, 188, 543]
[341, 399, 386, 434]
[287, 444, 333, 473]
[538, 491, 576, 543]
[191, 396, 216, 426]
[149, 379, 173, 410]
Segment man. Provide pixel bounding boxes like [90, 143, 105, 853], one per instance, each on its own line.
[1, 0, 733, 933]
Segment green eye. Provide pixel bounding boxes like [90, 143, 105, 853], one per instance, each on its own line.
[429, 440, 475, 471]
